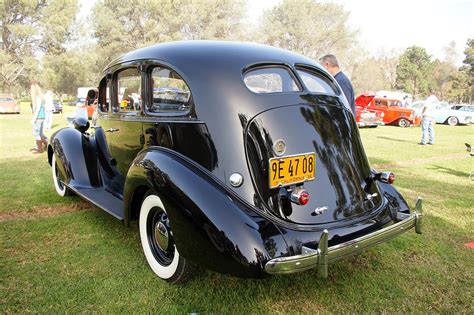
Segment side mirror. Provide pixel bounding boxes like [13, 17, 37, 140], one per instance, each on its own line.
[73, 117, 90, 133]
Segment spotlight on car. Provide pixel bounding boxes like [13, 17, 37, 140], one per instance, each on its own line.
[378, 172, 395, 184]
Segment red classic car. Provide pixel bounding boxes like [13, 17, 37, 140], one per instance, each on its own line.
[356, 94, 416, 127]
[355, 105, 384, 128]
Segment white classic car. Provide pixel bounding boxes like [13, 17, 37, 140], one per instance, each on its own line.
[451, 104, 474, 123]
[408, 101, 472, 126]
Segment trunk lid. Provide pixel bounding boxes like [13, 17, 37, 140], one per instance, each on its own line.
[245, 101, 382, 225]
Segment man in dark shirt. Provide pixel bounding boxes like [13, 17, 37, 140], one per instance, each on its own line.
[319, 54, 355, 115]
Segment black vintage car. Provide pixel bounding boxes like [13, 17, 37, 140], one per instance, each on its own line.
[48, 41, 422, 283]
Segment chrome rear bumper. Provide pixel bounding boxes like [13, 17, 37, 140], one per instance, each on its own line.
[265, 197, 423, 277]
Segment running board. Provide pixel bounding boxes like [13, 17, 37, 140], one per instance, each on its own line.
[72, 187, 124, 220]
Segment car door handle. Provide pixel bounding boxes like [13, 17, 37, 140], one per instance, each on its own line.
[106, 128, 119, 133]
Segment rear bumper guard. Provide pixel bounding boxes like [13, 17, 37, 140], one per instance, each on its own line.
[265, 197, 423, 277]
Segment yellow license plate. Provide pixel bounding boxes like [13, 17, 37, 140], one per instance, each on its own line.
[269, 153, 316, 188]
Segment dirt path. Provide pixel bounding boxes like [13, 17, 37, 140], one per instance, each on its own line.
[0, 202, 93, 222]
[372, 152, 469, 169]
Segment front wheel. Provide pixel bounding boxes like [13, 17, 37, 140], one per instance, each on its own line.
[139, 193, 195, 283]
[51, 154, 73, 197]
[447, 116, 458, 126]
[398, 118, 409, 127]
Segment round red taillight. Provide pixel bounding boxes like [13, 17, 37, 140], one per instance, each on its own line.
[290, 188, 310, 205]
[299, 191, 310, 205]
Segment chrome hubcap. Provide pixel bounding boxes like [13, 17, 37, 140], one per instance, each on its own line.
[154, 221, 169, 251]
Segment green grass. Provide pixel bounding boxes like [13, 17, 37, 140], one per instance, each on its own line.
[1, 108, 473, 313]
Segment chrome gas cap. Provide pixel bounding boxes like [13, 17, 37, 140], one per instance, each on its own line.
[229, 173, 243, 187]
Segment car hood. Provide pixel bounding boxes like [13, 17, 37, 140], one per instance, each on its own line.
[355, 95, 374, 106]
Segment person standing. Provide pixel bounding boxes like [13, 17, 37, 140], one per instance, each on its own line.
[419, 90, 439, 145]
[44, 90, 54, 130]
[319, 54, 355, 115]
[30, 81, 48, 153]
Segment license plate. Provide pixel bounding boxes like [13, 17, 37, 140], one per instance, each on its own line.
[268, 152, 316, 188]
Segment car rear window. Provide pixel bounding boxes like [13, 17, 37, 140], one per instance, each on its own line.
[295, 67, 338, 95]
[149, 67, 191, 114]
[243, 67, 301, 93]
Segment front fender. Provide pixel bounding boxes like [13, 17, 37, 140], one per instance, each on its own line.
[124, 147, 288, 278]
[48, 128, 99, 188]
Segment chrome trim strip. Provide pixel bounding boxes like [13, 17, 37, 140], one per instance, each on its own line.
[265, 197, 423, 277]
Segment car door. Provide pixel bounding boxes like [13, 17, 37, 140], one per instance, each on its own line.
[372, 99, 391, 123]
[108, 66, 145, 182]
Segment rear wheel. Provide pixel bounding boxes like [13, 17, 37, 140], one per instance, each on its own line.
[398, 118, 409, 127]
[447, 116, 458, 126]
[139, 192, 195, 283]
[51, 154, 73, 196]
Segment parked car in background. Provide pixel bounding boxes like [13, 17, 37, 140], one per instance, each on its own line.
[451, 104, 474, 123]
[53, 100, 63, 113]
[48, 41, 423, 283]
[356, 94, 417, 127]
[0, 95, 20, 114]
[409, 101, 472, 126]
[355, 105, 384, 128]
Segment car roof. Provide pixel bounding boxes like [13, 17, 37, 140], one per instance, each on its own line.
[105, 40, 322, 73]
[103, 41, 340, 119]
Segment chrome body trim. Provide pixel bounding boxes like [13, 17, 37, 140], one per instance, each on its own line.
[265, 197, 423, 277]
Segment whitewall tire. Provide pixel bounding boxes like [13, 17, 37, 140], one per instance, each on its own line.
[139, 193, 194, 283]
[52, 154, 72, 197]
[447, 116, 458, 126]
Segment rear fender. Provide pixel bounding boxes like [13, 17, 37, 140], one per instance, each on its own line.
[48, 127, 99, 188]
[124, 147, 288, 278]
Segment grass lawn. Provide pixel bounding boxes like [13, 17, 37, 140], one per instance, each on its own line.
[1, 103, 473, 313]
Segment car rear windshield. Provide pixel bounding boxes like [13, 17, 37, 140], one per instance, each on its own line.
[295, 67, 339, 95]
[149, 67, 191, 114]
[243, 66, 301, 93]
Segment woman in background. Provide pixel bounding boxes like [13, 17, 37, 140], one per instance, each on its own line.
[44, 90, 54, 130]
[30, 81, 48, 154]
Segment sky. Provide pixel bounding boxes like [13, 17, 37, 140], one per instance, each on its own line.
[80, 0, 473, 65]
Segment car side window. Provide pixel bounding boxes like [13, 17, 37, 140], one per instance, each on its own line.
[98, 77, 110, 113]
[147, 67, 191, 114]
[114, 68, 142, 113]
[375, 100, 387, 106]
[243, 67, 301, 93]
[295, 67, 338, 95]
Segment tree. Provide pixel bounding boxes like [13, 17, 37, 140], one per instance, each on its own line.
[42, 46, 100, 95]
[351, 57, 391, 93]
[92, 0, 247, 71]
[445, 68, 469, 103]
[396, 46, 433, 98]
[351, 52, 399, 93]
[462, 38, 473, 102]
[257, 0, 357, 60]
[0, 0, 78, 92]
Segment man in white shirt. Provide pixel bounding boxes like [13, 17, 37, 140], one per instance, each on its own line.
[419, 90, 439, 145]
